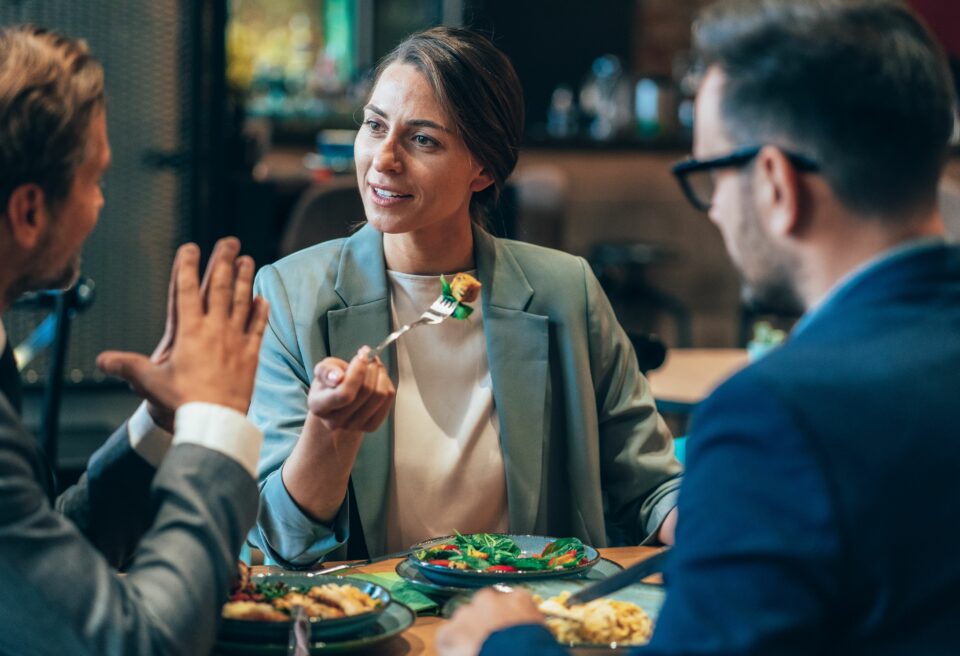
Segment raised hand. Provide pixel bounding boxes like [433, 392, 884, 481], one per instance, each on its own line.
[97, 237, 269, 419]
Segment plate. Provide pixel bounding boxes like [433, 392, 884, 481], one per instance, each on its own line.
[408, 534, 601, 587]
[214, 600, 415, 654]
[396, 557, 624, 599]
[219, 573, 391, 643]
[443, 578, 665, 652]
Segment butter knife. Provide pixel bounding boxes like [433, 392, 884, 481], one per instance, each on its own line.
[563, 548, 670, 607]
[319, 548, 415, 575]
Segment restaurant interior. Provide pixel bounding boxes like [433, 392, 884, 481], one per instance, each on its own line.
[3, 0, 958, 487]
[4, 0, 960, 654]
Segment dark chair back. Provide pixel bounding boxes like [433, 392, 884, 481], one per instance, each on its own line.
[279, 178, 366, 257]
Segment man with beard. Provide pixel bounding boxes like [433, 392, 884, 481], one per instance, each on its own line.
[437, 1, 960, 654]
[0, 26, 270, 654]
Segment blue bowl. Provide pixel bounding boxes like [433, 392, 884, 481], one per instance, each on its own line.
[409, 534, 600, 588]
[219, 573, 391, 643]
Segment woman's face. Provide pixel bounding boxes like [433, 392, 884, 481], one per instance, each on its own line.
[355, 62, 493, 238]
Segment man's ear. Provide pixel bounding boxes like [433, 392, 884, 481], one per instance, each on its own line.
[754, 145, 803, 238]
[469, 168, 495, 194]
[4, 183, 49, 249]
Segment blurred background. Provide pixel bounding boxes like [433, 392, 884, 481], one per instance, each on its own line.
[1, 0, 958, 481]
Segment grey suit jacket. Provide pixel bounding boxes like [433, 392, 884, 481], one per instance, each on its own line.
[0, 393, 258, 655]
[249, 224, 682, 566]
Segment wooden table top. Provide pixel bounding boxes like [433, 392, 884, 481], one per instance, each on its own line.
[248, 545, 661, 656]
[647, 348, 749, 410]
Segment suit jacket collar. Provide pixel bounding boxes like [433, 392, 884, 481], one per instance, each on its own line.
[329, 223, 549, 553]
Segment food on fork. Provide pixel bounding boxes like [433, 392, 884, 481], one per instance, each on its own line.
[537, 590, 653, 646]
[440, 272, 481, 319]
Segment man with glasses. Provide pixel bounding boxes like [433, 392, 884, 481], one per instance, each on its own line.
[438, 1, 960, 654]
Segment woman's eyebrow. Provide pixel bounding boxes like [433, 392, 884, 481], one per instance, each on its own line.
[364, 104, 451, 133]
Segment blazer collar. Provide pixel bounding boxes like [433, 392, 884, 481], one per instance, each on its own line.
[334, 222, 536, 308]
[334, 224, 390, 307]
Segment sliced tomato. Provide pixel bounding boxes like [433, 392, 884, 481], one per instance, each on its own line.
[428, 559, 453, 568]
[485, 565, 519, 573]
[547, 549, 578, 568]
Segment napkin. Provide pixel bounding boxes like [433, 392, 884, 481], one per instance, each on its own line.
[346, 572, 440, 614]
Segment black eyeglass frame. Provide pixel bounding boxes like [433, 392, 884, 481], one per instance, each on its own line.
[671, 145, 821, 212]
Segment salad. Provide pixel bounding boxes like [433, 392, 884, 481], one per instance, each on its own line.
[415, 532, 589, 573]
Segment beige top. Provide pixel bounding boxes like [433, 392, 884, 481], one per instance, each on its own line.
[384, 271, 509, 551]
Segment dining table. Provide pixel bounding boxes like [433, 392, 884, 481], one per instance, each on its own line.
[235, 545, 663, 656]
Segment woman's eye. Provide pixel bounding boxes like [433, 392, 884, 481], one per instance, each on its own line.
[364, 119, 384, 132]
[413, 134, 437, 147]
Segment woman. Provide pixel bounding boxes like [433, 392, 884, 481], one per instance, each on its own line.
[248, 27, 681, 566]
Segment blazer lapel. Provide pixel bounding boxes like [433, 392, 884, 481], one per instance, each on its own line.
[326, 225, 394, 556]
[475, 228, 549, 534]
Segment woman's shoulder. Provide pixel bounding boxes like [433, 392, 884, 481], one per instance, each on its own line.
[495, 237, 584, 271]
[254, 238, 349, 304]
[494, 237, 590, 286]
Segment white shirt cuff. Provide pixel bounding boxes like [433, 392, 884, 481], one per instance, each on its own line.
[172, 402, 263, 478]
[128, 402, 173, 468]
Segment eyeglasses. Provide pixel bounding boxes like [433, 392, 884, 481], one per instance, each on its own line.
[671, 145, 821, 212]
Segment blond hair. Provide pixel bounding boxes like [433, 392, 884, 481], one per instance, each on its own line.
[0, 25, 105, 211]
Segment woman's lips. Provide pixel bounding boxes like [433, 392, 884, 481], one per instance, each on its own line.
[369, 185, 413, 206]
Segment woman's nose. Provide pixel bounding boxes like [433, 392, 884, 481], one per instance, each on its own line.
[373, 135, 402, 173]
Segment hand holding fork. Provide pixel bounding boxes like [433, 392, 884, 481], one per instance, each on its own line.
[308, 294, 459, 433]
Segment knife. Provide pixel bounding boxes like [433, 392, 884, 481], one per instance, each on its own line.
[318, 548, 415, 575]
[563, 548, 670, 607]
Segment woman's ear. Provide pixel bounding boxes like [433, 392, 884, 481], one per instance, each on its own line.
[470, 169, 495, 193]
[754, 145, 803, 238]
[4, 183, 49, 249]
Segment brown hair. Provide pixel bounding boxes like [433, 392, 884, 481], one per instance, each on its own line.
[694, 0, 955, 219]
[374, 26, 525, 223]
[0, 25, 105, 213]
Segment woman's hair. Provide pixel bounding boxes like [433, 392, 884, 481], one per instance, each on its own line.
[374, 26, 525, 223]
[0, 25, 105, 214]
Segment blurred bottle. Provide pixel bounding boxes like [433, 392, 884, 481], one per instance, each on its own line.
[580, 55, 632, 141]
[546, 84, 579, 139]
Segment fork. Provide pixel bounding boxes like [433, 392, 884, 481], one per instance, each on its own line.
[366, 294, 458, 362]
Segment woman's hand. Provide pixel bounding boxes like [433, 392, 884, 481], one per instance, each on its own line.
[307, 347, 395, 433]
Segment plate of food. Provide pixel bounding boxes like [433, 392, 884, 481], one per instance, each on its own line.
[214, 602, 415, 654]
[443, 578, 665, 651]
[396, 555, 624, 599]
[219, 568, 391, 643]
[408, 532, 601, 587]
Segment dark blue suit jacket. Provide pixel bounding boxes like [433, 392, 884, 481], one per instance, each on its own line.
[484, 242, 960, 655]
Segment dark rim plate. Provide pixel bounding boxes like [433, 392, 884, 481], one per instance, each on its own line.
[219, 573, 391, 642]
[214, 601, 415, 654]
[442, 578, 665, 652]
[396, 556, 624, 598]
[408, 534, 601, 587]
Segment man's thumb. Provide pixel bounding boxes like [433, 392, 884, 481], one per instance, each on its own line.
[97, 351, 154, 387]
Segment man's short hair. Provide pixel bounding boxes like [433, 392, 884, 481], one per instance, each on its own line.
[0, 26, 105, 213]
[694, 0, 956, 219]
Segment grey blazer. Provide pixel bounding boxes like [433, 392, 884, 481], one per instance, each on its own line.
[0, 393, 258, 654]
[249, 224, 682, 566]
